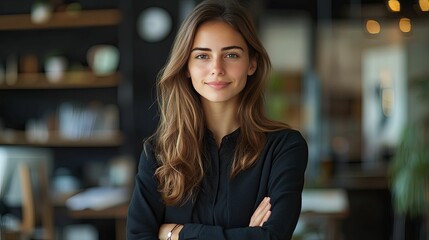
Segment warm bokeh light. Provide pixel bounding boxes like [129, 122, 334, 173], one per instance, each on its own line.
[419, 0, 429, 11]
[399, 18, 411, 33]
[387, 0, 401, 12]
[366, 20, 381, 34]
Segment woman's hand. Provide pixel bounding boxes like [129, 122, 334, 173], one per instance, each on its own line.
[159, 197, 270, 239]
[159, 223, 183, 240]
[249, 197, 271, 227]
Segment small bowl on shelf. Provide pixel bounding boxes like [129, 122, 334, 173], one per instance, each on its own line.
[87, 45, 119, 77]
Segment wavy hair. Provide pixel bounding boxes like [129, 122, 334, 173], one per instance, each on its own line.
[151, 0, 289, 205]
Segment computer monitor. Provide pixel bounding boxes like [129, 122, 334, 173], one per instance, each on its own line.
[0, 146, 53, 208]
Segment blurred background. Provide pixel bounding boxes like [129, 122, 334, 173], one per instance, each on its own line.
[0, 0, 428, 239]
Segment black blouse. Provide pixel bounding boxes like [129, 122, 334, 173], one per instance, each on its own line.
[126, 128, 308, 240]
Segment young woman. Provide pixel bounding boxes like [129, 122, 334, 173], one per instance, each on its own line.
[126, 0, 308, 239]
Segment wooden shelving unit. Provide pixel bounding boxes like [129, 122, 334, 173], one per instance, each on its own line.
[0, 71, 120, 90]
[0, 5, 130, 240]
[0, 130, 123, 147]
[0, 9, 121, 30]
[0, 9, 124, 148]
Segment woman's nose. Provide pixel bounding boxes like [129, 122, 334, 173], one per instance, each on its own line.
[211, 57, 225, 76]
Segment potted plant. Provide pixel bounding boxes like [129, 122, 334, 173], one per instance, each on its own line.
[390, 76, 429, 239]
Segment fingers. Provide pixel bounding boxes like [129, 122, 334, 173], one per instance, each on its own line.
[252, 197, 269, 219]
[249, 197, 271, 227]
[261, 210, 271, 226]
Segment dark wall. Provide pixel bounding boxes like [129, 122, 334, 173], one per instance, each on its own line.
[0, 0, 118, 14]
[118, 0, 180, 158]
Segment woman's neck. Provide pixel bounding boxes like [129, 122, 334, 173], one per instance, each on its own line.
[202, 100, 239, 147]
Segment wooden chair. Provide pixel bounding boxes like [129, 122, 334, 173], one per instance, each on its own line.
[2, 163, 54, 240]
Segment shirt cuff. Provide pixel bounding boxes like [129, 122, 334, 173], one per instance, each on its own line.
[179, 223, 222, 240]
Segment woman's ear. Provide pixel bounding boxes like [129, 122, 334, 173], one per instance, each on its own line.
[248, 57, 257, 76]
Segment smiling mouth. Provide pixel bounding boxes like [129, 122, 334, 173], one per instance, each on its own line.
[206, 82, 230, 89]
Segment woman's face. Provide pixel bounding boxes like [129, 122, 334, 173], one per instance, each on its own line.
[187, 20, 257, 106]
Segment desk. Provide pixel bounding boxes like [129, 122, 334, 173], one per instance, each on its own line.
[68, 189, 349, 240]
[299, 189, 349, 240]
[68, 203, 128, 240]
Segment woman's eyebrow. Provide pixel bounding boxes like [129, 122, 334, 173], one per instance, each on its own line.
[191, 47, 211, 52]
[221, 46, 244, 51]
[191, 45, 244, 52]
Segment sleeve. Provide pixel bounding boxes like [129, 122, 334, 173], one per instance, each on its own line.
[264, 130, 308, 239]
[126, 143, 165, 240]
[178, 130, 309, 240]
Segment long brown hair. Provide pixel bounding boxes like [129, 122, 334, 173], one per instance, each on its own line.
[151, 0, 288, 205]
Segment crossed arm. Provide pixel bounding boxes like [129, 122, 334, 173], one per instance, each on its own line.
[127, 130, 308, 240]
[158, 197, 272, 240]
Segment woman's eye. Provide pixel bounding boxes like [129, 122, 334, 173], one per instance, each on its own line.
[195, 54, 208, 59]
[226, 53, 238, 58]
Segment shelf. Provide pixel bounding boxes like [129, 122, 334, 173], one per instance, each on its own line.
[0, 9, 121, 31]
[68, 202, 128, 219]
[0, 71, 120, 90]
[0, 130, 124, 147]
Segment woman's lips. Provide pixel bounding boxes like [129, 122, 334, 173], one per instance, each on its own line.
[206, 81, 230, 89]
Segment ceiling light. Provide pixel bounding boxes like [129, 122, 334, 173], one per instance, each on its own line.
[366, 20, 381, 34]
[387, 0, 401, 12]
[399, 18, 411, 33]
[419, 0, 429, 11]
